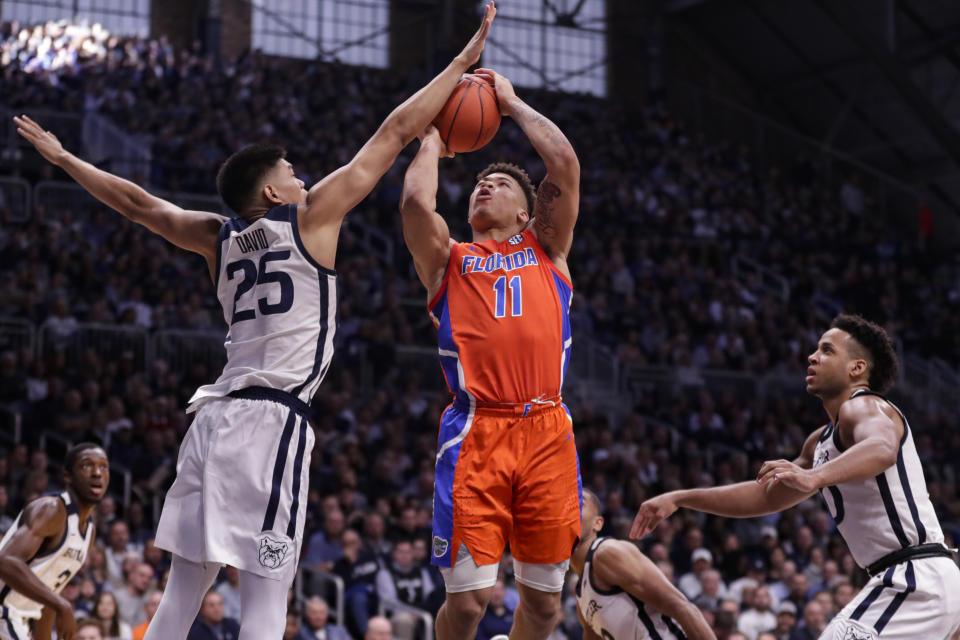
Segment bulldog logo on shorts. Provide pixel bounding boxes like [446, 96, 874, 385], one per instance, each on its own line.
[433, 536, 449, 558]
[257, 535, 289, 569]
[841, 623, 877, 640]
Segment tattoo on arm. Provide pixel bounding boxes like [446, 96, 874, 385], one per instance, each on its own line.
[513, 102, 568, 147]
[534, 181, 561, 237]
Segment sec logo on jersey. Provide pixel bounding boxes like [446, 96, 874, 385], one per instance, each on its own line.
[508, 234, 524, 245]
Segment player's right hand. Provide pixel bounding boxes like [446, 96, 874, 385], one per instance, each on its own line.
[456, 1, 496, 68]
[629, 494, 678, 539]
[418, 124, 454, 158]
[56, 600, 77, 640]
[13, 115, 68, 166]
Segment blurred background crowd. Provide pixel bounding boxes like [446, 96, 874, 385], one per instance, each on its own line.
[0, 17, 958, 640]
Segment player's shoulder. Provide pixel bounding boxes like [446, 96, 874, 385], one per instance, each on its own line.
[593, 538, 646, 573]
[838, 390, 899, 425]
[19, 495, 66, 532]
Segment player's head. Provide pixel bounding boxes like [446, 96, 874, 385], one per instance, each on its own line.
[469, 162, 535, 234]
[216, 143, 306, 216]
[579, 488, 604, 543]
[806, 314, 898, 397]
[63, 443, 109, 505]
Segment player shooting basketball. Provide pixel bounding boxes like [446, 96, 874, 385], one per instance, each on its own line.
[399, 70, 581, 640]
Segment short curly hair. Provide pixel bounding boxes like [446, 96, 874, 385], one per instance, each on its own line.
[477, 162, 535, 215]
[830, 314, 899, 393]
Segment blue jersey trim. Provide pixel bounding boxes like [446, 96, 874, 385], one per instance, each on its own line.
[213, 220, 231, 287]
[874, 561, 916, 633]
[286, 417, 309, 539]
[288, 204, 338, 276]
[291, 271, 330, 401]
[851, 566, 894, 620]
[431, 405, 466, 568]
[261, 409, 298, 532]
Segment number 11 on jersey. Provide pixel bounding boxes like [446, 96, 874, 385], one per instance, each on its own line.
[493, 275, 522, 318]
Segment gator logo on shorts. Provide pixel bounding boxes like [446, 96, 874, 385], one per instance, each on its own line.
[257, 534, 289, 569]
[433, 536, 449, 558]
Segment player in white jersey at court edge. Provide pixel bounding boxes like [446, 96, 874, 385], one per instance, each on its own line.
[632, 314, 960, 640]
[14, 4, 497, 638]
[0, 443, 108, 640]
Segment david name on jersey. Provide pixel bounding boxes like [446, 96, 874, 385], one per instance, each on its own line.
[235, 228, 269, 254]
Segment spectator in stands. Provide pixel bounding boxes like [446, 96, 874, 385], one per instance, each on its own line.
[187, 591, 239, 640]
[737, 585, 776, 640]
[788, 601, 826, 640]
[77, 618, 106, 640]
[215, 566, 241, 623]
[365, 616, 393, 640]
[772, 601, 797, 640]
[105, 520, 141, 585]
[295, 596, 350, 640]
[305, 508, 347, 571]
[91, 591, 132, 640]
[131, 590, 162, 640]
[693, 569, 727, 611]
[363, 513, 392, 558]
[284, 610, 301, 640]
[333, 528, 381, 636]
[679, 547, 714, 599]
[375, 539, 435, 640]
[114, 561, 152, 626]
[476, 579, 513, 640]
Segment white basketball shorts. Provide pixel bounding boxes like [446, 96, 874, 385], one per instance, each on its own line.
[820, 555, 960, 639]
[155, 395, 314, 583]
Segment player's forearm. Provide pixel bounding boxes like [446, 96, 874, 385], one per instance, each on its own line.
[34, 607, 54, 640]
[503, 97, 579, 174]
[57, 152, 155, 222]
[399, 140, 442, 215]
[0, 557, 69, 613]
[674, 481, 806, 518]
[672, 601, 717, 640]
[811, 436, 898, 488]
[384, 56, 473, 147]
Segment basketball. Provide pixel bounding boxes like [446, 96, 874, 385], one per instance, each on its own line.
[433, 74, 501, 153]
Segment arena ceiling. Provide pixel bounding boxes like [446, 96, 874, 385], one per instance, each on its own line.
[664, 0, 960, 219]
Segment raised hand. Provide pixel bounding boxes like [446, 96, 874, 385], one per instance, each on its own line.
[418, 124, 454, 158]
[13, 115, 68, 166]
[629, 493, 679, 539]
[456, 1, 497, 68]
[473, 68, 516, 116]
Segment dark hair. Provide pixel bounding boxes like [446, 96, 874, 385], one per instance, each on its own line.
[64, 443, 105, 475]
[830, 314, 899, 392]
[216, 143, 286, 214]
[93, 591, 122, 635]
[581, 488, 603, 515]
[477, 162, 536, 215]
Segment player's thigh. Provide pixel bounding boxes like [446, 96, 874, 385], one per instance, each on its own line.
[512, 405, 581, 565]
[433, 410, 514, 569]
[514, 559, 569, 594]
[440, 545, 499, 593]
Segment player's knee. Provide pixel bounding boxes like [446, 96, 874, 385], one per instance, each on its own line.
[444, 590, 491, 625]
[518, 591, 562, 626]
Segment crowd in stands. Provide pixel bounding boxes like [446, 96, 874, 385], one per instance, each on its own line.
[1, 19, 959, 640]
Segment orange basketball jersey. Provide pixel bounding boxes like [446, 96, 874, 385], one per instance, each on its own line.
[428, 229, 573, 404]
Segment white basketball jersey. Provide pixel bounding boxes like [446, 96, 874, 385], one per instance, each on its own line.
[813, 389, 944, 569]
[0, 491, 93, 618]
[577, 538, 687, 640]
[188, 205, 338, 410]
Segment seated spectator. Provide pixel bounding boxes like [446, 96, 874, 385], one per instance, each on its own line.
[788, 600, 826, 640]
[304, 508, 346, 571]
[105, 520, 142, 586]
[77, 618, 105, 640]
[365, 616, 393, 640]
[476, 579, 513, 640]
[375, 540, 435, 640]
[114, 561, 153, 626]
[295, 596, 350, 640]
[738, 585, 776, 640]
[772, 601, 797, 640]
[678, 547, 713, 599]
[692, 569, 728, 611]
[215, 566, 242, 622]
[284, 610, 302, 640]
[132, 590, 162, 640]
[187, 590, 240, 640]
[91, 591, 132, 640]
[332, 528, 381, 636]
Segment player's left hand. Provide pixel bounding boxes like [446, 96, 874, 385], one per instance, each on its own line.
[13, 115, 68, 166]
[474, 68, 517, 116]
[756, 459, 819, 493]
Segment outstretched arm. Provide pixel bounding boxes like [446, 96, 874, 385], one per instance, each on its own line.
[301, 2, 496, 230]
[14, 115, 225, 275]
[399, 126, 453, 299]
[0, 498, 76, 640]
[476, 69, 580, 266]
[596, 541, 716, 640]
[630, 427, 825, 538]
[756, 395, 902, 493]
